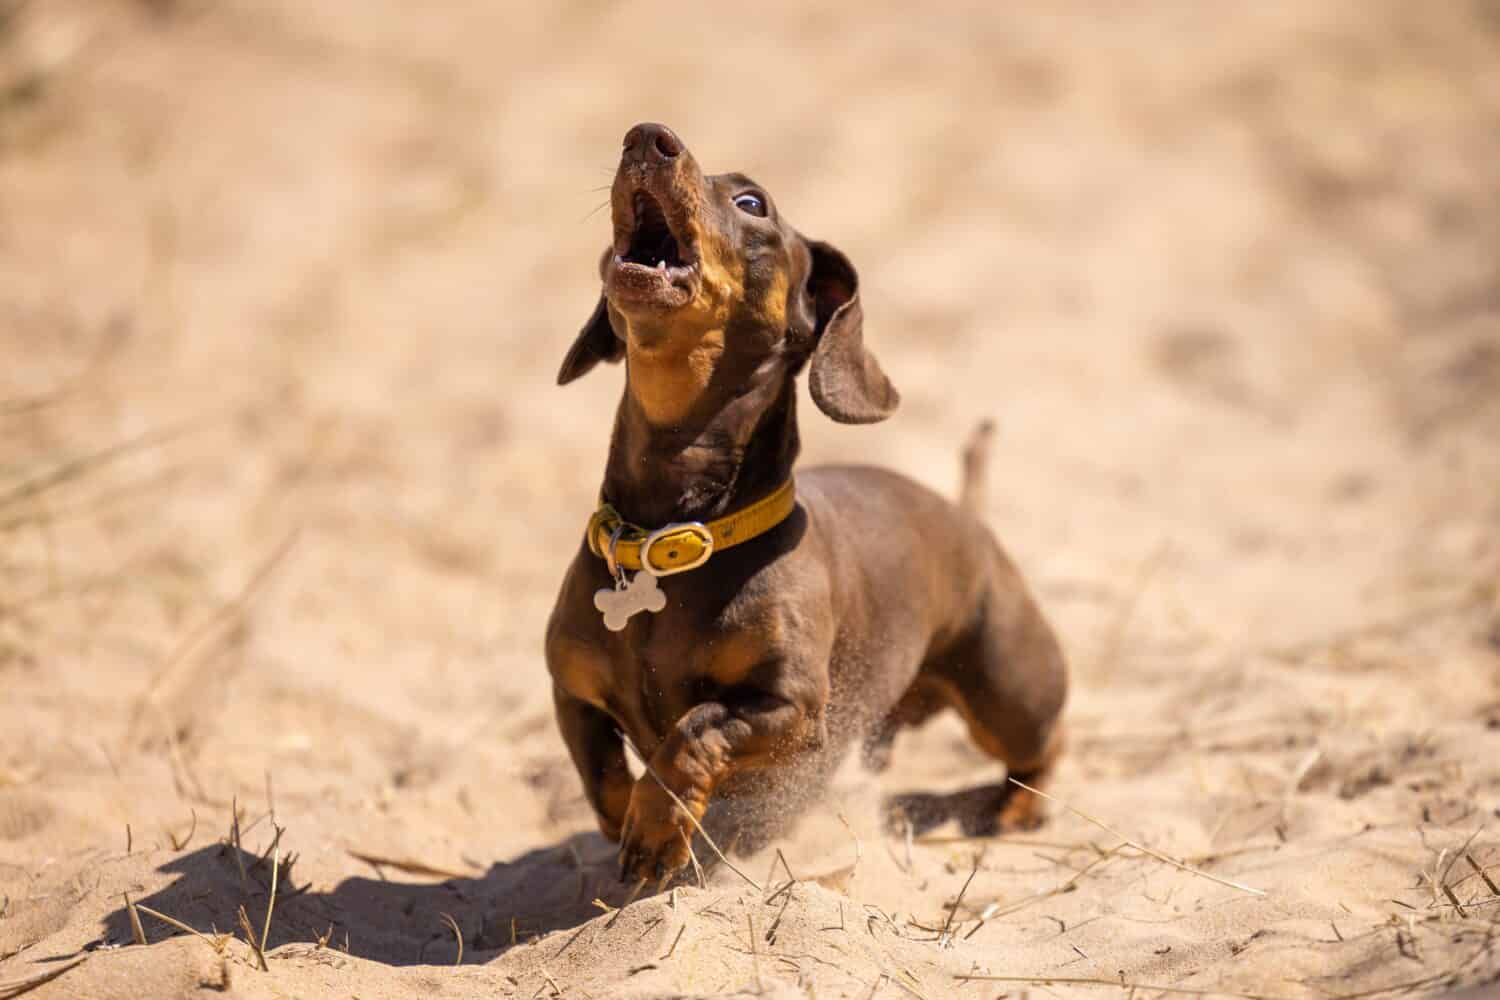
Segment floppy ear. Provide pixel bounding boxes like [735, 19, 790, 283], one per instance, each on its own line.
[556, 294, 624, 385]
[804, 240, 899, 423]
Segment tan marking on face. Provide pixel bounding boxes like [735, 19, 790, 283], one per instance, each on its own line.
[627, 328, 726, 425]
[621, 232, 745, 426]
[757, 267, 789, 330]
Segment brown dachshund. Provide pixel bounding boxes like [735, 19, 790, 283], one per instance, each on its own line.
[547, 123, 1068, 885]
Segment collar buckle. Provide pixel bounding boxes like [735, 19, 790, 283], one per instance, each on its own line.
[640, 522, 714, 576]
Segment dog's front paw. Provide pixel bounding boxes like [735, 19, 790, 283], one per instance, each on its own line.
[617, 779, 698, 884]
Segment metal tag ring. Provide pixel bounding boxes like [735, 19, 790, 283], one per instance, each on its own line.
[604, 523, 628, 585]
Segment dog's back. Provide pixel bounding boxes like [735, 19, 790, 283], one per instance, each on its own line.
[796, 435, 1065, 776]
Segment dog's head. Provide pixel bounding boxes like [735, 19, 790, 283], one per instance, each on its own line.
[557, 123, 898, 426]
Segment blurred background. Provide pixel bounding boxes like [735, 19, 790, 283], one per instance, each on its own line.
[1, 0, 1498, 995]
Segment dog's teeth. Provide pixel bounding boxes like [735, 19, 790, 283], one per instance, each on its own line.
[657, 260, 666, 271]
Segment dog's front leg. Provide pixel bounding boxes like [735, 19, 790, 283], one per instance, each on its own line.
[553, 684, 633, 842]
[618, 686, 820, 883]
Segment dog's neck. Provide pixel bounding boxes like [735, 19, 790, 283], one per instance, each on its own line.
[601, 351, 799, 527]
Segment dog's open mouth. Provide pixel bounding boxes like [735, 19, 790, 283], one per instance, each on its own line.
[625, 192, 687, 269]
[607, 190, 699, 308]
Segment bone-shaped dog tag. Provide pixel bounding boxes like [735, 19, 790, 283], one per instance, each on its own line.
[594, 570, 667, 632]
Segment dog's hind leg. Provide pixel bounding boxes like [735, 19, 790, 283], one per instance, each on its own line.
[945, 421, 1068, 830]
[860, 677, 946, 773]
[940, 575, 1068, 833]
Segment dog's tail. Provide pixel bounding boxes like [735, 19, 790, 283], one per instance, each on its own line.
[958, 419, 996, 513]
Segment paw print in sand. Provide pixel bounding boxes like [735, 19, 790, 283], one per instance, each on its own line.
[594, 571, 667, 631]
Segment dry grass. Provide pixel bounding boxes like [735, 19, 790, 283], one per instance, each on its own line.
[0, 956, 88, 999]
[131, 902, 231, 955]
[346, 850, 479, 881]
[1009, 777, 1267, 896]
[438, 912, 464, 966]
[954, 973, 1294, 999]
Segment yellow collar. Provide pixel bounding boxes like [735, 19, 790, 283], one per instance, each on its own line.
[586, 479, 796, 576]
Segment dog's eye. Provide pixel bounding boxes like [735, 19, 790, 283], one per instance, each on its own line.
[734, 192, 767, 217]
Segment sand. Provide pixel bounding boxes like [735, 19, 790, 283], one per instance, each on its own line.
[2, 1, 1498, 997]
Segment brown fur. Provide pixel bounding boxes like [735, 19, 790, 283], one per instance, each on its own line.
[547, 123, 1068, 883]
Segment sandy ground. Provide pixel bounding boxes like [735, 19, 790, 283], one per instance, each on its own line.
[2, 1, 1499, 997]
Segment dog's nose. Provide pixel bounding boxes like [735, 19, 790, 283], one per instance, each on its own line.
[622, 123, 683, 165]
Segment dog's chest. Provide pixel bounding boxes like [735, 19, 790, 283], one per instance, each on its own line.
[560, 607, 767, 746]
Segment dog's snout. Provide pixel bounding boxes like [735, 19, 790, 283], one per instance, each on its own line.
[622, 122, 684, 166]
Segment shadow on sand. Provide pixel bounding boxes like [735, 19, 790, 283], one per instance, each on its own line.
[100, 830, 647, 966]
[99, 776, 1014, 966]
[885, 782, 1019, 837]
